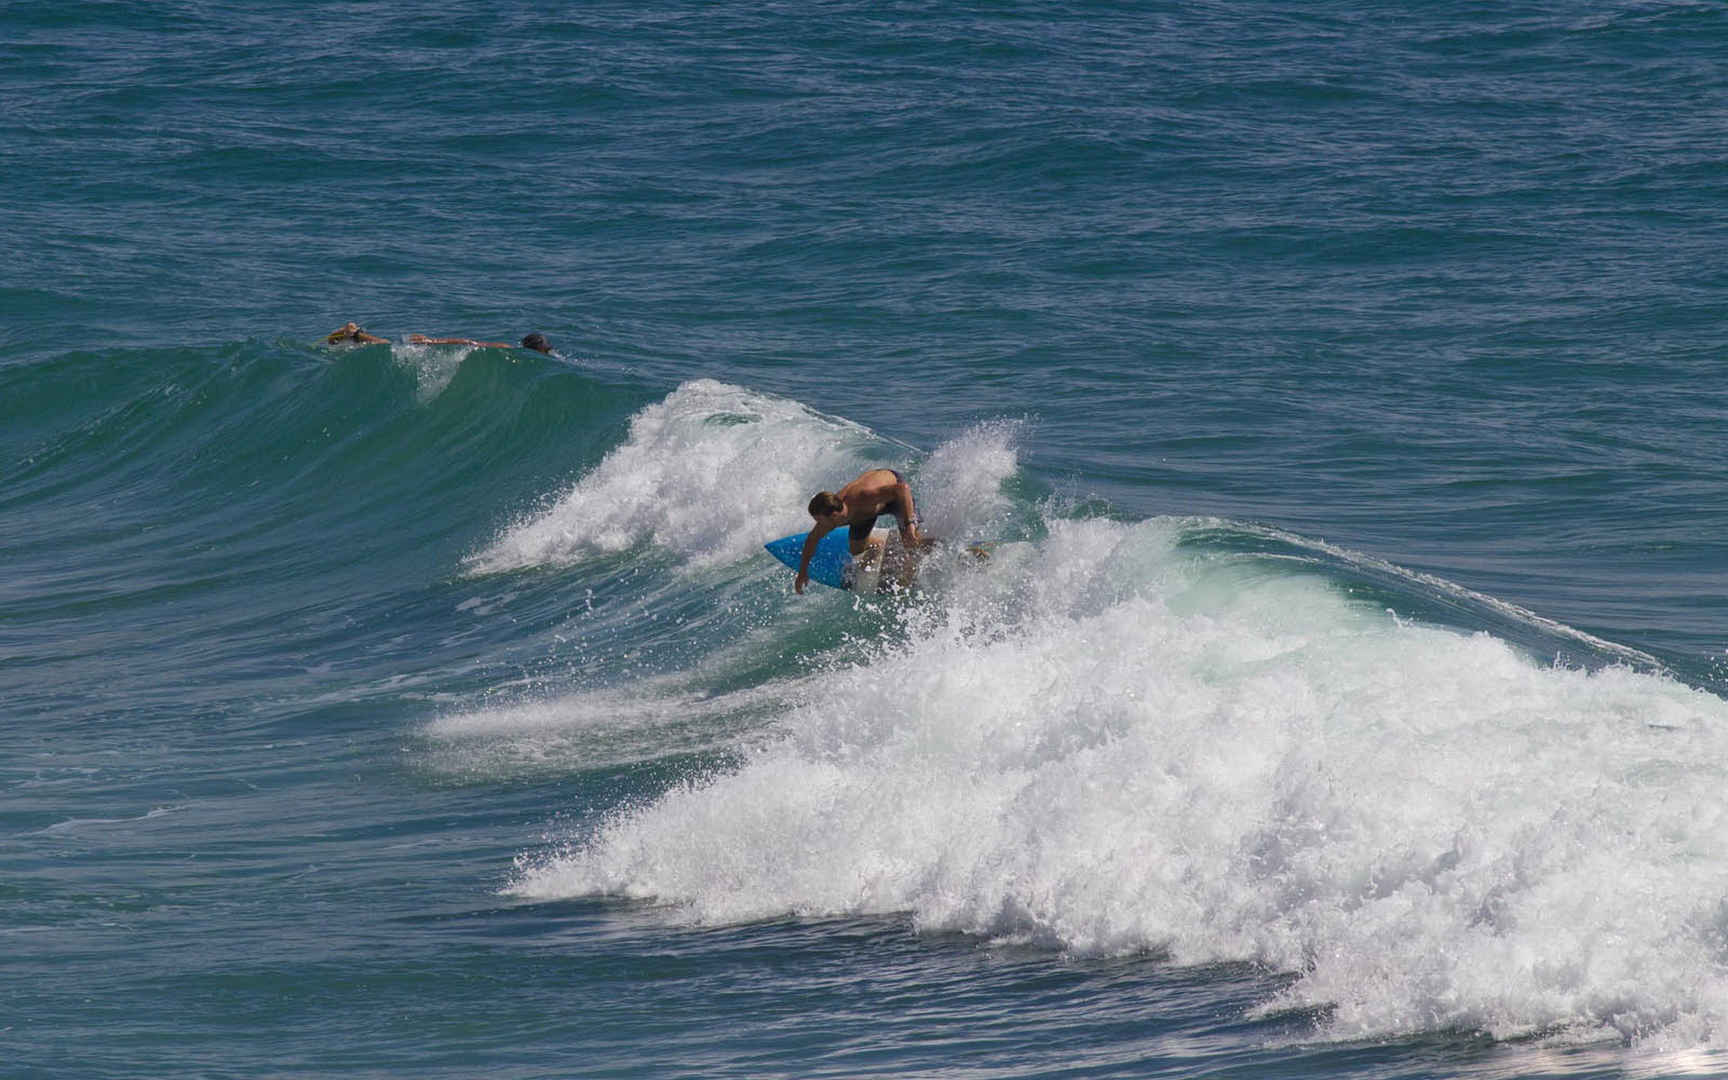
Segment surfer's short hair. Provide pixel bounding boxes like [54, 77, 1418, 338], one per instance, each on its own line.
[521, 333, 551, 353]
[808, 491, 843, 518]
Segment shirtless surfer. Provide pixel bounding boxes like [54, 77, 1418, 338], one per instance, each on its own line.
[795, 468, 925, 594]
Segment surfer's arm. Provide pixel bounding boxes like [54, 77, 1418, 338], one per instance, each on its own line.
[795, 523, 833, 594]
[894, 479, 922, 544]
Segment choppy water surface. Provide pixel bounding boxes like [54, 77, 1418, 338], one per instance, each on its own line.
[6, 2, 1728, 1077]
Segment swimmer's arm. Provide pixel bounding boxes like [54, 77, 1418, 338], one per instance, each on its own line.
[408, 334, 512, 348]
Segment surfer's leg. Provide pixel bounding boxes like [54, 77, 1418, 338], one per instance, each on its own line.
[858, 533, 887, 571]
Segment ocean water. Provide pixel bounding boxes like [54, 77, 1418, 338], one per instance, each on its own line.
[5, 1, 1728, 1077]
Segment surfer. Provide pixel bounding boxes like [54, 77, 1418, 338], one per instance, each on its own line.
[409, 332, 554, 354]
[795, 468, 924, 594]
[324, 322, 391, 345]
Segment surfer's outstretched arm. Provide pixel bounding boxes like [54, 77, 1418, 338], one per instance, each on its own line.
[795, 523, 834, 594]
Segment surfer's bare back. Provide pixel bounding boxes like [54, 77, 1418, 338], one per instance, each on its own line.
[796, 468, 923, 594]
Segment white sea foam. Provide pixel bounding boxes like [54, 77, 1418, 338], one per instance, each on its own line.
[468, 380, 878, 573]
[911, 419, 1021, 544]
[509, 514, 1728, 1047]
[467, 380, 1022, 574]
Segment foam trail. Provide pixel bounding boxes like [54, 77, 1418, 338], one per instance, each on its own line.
[511, 516, 1728, 1047]
[423, 681, 800, 778]
[1240, 521, 1668, 672]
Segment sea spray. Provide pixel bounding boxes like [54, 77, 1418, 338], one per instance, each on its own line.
[465, 379, 1027, 574]
[466, 380, 882, 573]
[911, 418, 1024, 545]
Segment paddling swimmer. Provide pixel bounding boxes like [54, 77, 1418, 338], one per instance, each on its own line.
[796, 468, 924, 594]
[409, 332, 553, 354]
[324, 322, 391, 345]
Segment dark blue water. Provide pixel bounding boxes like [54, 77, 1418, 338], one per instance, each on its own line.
[7, 2, 1728, 1076]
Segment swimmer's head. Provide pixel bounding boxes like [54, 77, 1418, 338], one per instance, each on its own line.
[326, 322, 364, 344]
[521, 333, 552, 354]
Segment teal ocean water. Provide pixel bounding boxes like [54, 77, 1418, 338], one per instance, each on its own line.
[6, 2, 1728, 1076]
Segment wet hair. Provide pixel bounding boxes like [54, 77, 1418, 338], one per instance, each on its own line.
[521, 333, 551, 353]
[808, 491, 844, 518]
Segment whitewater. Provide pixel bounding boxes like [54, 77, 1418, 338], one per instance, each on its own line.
[394, 375, 1728, 1050]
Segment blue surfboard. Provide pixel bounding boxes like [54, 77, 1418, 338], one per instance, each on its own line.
[766, 531, 995, 592]
[764, 529, 855, 590]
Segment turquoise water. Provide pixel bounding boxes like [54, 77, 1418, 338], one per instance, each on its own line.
[6, 2, 1728, 1076]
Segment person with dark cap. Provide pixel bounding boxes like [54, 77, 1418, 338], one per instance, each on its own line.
[324, 322, 392, 345]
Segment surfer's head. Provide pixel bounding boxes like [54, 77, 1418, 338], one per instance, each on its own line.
[520, 333, 552, 354]
[808, 491, 844, 521]
[326, 322, 364, 344]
